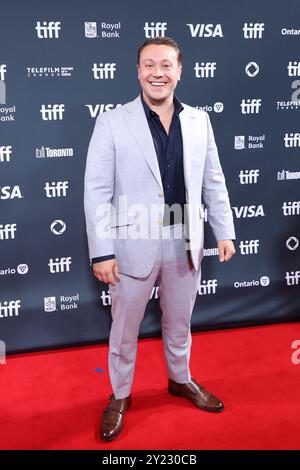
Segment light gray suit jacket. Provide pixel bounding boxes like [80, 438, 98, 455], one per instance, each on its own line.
[84, 95, 235, 277]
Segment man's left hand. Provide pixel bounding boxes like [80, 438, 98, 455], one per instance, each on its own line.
[217, 240, 236, 262]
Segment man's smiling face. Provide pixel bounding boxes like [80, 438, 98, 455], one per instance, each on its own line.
[137, 44, 182, 105]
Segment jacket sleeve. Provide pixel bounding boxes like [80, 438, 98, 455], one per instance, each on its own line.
[84, 114, 116, 259]
[202, 112, 236, 242]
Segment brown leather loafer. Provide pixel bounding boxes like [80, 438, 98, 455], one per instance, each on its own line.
[168, 377, 224, 412]
[100, 394, 132, 442]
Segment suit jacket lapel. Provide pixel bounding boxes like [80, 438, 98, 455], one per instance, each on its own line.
[179, 106, 196, 193]
[124, 96, 163, 190]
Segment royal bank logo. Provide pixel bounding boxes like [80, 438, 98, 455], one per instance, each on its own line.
[286, 237, 299, 251]
[284, 132, 300, 147]
[0, 300, 21, 318]
[84, 21, 121, 38]
[195, 102, 224, 113]
[85, 104, 122, 118]
[144, 22, 167, 38]
[240, 98, 262, 114]
[44, 293, 79, 312]
[92, 63, 116, 79]
[85, 22, 97, 38]
[186, 24, 224, 38]
[40, 104, 65, 120]
[44, 296, 57, 312]
[0, 146, 12, 162]
[0, 224, 17, 240]
[36, 146, 73, 158]
[243, 23, 265, 39]
[239, 170, 260, 184]
[50, 220, 66, 235]
[234, 136, 245, 149]
[44, 181, 69, 198]
[234, 135, 265, 149]
[239, 240, 260, 255]
[245, 62, 260, 77]
[27, 66, 73, 78]
[35, 21, 61, 39]
[194, 62, 216, 78]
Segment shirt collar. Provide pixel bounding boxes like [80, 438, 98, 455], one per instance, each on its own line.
[140, 91, 183, 118]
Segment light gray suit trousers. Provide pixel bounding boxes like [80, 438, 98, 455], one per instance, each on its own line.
[108, 223, 202, 399]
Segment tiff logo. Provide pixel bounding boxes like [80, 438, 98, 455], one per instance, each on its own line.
[44, 181, 69, 197]
[0, 224, 17, 240]
[282, 201, 300, 216]
[48, 257, 72, 273]
[284, 132, 300, 147]
[286, 271, 300, 286]
[194, 62, 216, 78]
[35, 21, 61, 38]
[240, 98, 262, 114]
[0, 300, 21, 318]
[92, 63, 116, 79]
[287, 61, 300, 76]
[239, 169, 260, 184]
[239, 240, 259, 255]
[243, 23, 265, 39]
[0, 146, 12, 162]
[198, 279, 217, 295]
[40, 104, 65, 120]
[144, 22, 167, 38]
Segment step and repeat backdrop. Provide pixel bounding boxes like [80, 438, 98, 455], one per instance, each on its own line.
[1, 0, 300, 353]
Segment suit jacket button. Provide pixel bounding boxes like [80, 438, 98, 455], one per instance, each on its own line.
[159, 193, 164, 198]
[156, 220, 162, 225]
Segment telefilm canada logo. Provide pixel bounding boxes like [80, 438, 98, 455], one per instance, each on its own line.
[27, 66, 74, 78]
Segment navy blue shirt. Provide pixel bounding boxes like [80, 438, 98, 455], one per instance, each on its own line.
[92, 93, 186, 265]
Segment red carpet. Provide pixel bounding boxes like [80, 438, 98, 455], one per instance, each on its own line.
[0, 322, 299, 450]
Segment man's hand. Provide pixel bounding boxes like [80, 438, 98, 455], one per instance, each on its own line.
[217, 240, 236, 262]
[93, 259, 120, 286]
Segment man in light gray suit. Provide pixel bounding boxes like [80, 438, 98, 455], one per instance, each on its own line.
[84, 37, 236, 442]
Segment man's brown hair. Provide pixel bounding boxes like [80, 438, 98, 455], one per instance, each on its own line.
[137, 37, 183, 65]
